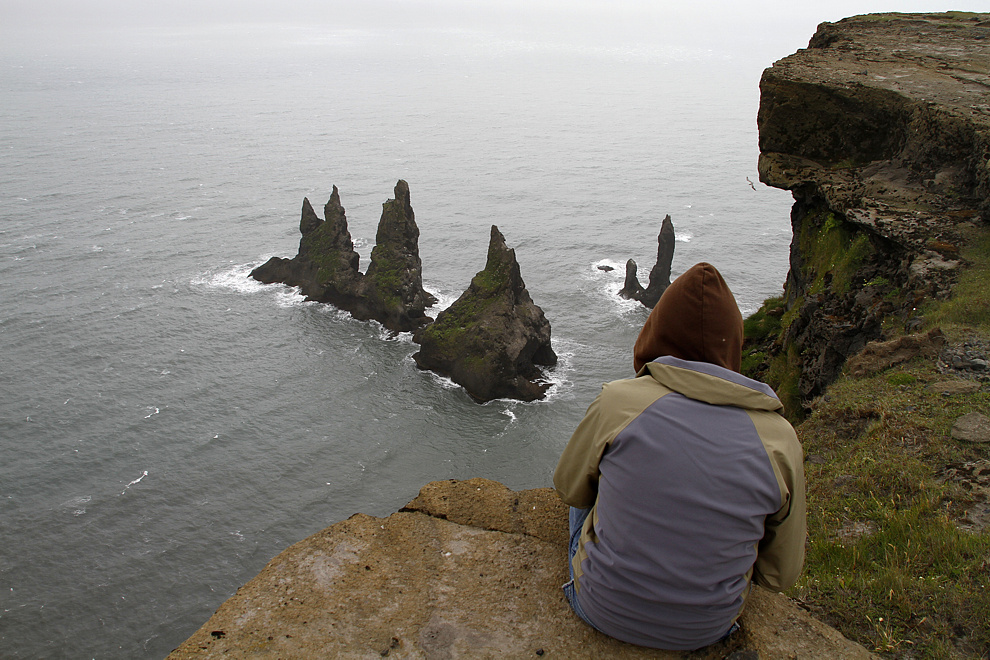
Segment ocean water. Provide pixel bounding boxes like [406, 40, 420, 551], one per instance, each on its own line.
[0, 23, 794, 658]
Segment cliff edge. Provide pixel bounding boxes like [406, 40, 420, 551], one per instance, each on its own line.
[168, 478, 875, 659]
[751, 12, 990, 414]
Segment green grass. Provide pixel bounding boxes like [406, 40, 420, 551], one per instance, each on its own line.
[793, 358, 990, 657]
[764, 222, 990, 656]
[923, 231, 990, 334]
[743, 296, 785, 341]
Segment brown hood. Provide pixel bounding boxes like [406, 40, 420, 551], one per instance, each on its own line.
[633, 262, 743, 373]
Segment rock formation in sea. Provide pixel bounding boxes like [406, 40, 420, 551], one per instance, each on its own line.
[412, 225, 558, 403]
[250, 181, 435, 333]
[619, 213, 675, 307]
[167, 478, 876, 659]
[364, 180, 438, 331]
[750, 12, 990, 414]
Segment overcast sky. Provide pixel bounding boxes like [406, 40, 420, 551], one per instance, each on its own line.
[2, 1, 987, 62]
[3, 1, 985, 30]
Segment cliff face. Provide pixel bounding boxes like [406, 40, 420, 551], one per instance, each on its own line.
[752, 12, 990, 414]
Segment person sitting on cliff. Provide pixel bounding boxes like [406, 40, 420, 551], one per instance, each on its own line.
[553, 261, 806, 650]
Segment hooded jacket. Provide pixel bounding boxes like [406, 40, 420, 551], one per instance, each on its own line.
[553, 263, 805, 650]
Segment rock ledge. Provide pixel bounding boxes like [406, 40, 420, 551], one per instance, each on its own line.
[169, 479, 876, 659]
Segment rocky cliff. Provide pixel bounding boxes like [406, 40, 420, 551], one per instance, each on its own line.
[750, 12, 990, 415]
[168, 479, 876, 659]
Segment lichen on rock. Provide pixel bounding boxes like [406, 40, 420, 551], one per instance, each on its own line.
[167, 478, 878, 660]
[412, 225, 557, 403]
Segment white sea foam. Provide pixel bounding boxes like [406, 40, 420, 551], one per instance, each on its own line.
[193, 262, 310, 307]
[378, 324, 416, 343]
[272, 287, 308, 308]
[591, 258, 625, 274]
[424, 371, 461, 391]
[120, 471, 148, 495]
[192, 263, 261, 292]
[536, 340, 577, 402]
[62, 495, 91, 516]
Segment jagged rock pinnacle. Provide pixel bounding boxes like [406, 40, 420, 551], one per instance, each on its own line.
[412, 225, 557, 403]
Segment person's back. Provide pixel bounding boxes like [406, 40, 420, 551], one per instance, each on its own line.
[554, 262, 805, 650]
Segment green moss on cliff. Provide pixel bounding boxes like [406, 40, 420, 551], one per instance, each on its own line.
[419, 294, 496, 356]
[742, 205, 881, 421]
[419, 240, 514, 358]
[742, 296, 785, 379]
[799, 210, 874, 296]
[782, 223, 990, 656]
[743, 296, 786, 340]
[367, 254, 403, 308]
[768, 344, 803, 419]
[301, 228, 344, 284]
[473, 263, 509, 293]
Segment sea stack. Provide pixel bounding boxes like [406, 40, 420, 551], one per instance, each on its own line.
[250, 181, 435, 333]
[363, 180, 438, 332]
[619, 213, 675, 307]
[413, 226, 557, 403]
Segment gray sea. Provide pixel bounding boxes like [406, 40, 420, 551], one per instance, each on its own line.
[1, 17, 800, 658]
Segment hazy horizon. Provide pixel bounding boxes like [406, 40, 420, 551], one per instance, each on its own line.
[3, 1, 988, 66]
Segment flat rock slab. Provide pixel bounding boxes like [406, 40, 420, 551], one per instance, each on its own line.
[169, 478, 875, 659]
[846, 329, 945, 378]
[952, 412, 990, 443]
[928, 380, 982, 395]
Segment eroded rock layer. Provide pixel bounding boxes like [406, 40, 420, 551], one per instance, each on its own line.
[754, 12, 990, 410]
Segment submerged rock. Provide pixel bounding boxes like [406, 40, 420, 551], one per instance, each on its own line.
[619, 214, 675, 308]
[250, 181, 435, 332]
[413, 225, 557, 403]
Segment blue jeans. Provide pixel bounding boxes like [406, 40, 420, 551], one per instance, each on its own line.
[563, 506, 602, 630]
[564, 505, 740, 644]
